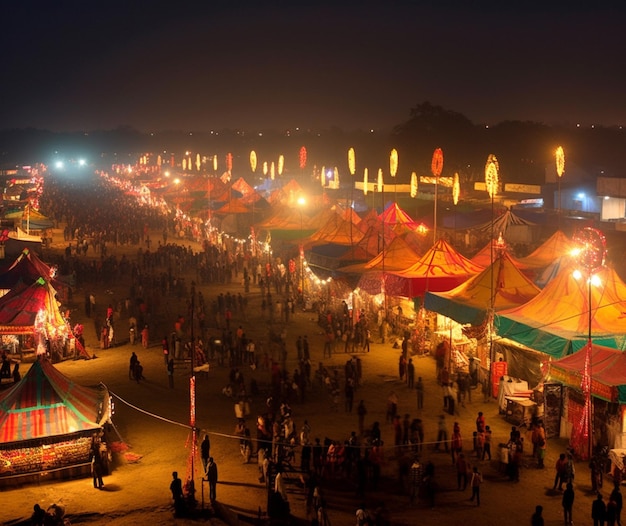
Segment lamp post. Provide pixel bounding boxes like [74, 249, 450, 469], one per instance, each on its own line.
[298, 197, 306, 304]
[348, 148, 356, 249]
[556, 146, 565, 229]
[484, 155, 499, 400]
[431, 148, 444, 243]
[573, 226, 606, 459]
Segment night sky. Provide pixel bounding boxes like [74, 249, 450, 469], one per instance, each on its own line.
[2, 2, 625, 133]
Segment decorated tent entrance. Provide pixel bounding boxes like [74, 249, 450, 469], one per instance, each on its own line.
[548, 344, 626, 454]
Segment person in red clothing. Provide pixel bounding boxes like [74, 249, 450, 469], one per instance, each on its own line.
[141, 324, 149, 348]
[554, 453, 569, 490]
[455, 453, 469, 490]
[476, 411, 486, 433]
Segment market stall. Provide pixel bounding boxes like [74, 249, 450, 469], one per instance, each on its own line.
[0, 358, 110, 486]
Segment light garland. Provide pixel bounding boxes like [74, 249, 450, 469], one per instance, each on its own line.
[484, 154, 499, 199]
[299, 146, 307, 169]
[556, 146, 565, 178]
[390, 148, 398, 177]
[348, 147, 356, 176]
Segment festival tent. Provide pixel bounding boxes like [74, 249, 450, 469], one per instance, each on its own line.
[357, 208, 380, 233]
[0, 248, 66, 297]
[470, 237, 531, 270]
[0, 278, 69, 338]
[385, 239, 484, 298]
[0, 358, 109, 443]
[548, 343, 626, 403]
[336, 226, 383, 263]
[425, 250, 541, 326]
[303, 214, 364, 248]
[495, 263, 626, 358]
[516, 230, 577, 270]
[340, 235, 420, 274]
[474, 209, 539, 244]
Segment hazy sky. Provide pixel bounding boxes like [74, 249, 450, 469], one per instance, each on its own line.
[2, 1, 624, 132]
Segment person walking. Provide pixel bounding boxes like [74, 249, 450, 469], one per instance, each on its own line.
[593, 492, 607, 526]
[357, 400, 367, 436]
[416, 377, 424, 410]
[206, 457, 218, 502]
[200, 434, 211, 474]
[129, 351, 138, 380]
[469, 466, 483, 506]
[170, 471, 184, 506]
[455, 453, 469, 491]
[167, 358, 174, 388]
[407, 359, 415, 388]
[435, 414, 449, 453]
[610, 483, 623, 526]
[141, 324, 149, 348]
[531, 505, 545, 526]
[90, 447, 104, 490]
[562, 482, 574, 525]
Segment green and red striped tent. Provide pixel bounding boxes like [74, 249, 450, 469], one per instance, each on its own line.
[0, 359, 108, 444]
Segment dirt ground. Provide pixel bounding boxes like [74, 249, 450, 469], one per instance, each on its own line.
[1, 223, 617, 526]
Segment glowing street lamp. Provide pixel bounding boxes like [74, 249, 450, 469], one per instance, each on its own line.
[572, 226, 606, 460]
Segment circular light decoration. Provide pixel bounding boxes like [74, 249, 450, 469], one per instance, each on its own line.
[410, 171, 418, 198]
[377, 168, 383, 192]
[453, 172, 460, 205]
[363, 168, 369, 195]
[390, 148, 398, 177]
[484, 154, 499, 199]
[278, 154, 284, 176]
[573, 227, 606, 274]
[226, 152, 233, 173]
[250, 151, 257, 173]
[213, 155, 218, 172]
[270, 161, 275, 180]
[556, 146, 565, 178]
[299, 146, 307, 169]
[431, 148, 444, 177]
[262, 161, 268, 176]
[348, 147, 356, 176]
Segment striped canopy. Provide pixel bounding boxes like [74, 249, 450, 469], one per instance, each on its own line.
[0, 359, 108, 444]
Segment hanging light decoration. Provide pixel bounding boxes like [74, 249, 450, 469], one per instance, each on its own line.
[431, 148, 443, 177]
[196, 154, 201, 172]
[263, 161, 268, 177]
[213, 155, 218, 172]
[377, 168, 383, 192]
[321, 166, 326, 187]
[334, 167, 339, 189]
[390, 148, 398, 177]
[363, 168, 369, 195]
[299, 146, 307, 169]
[157, 155, 162, 167]
[409, 172, 418, 198]
[270, 161, 275, 180]
[278, 154, 285, 176]
[453, 172, 460, 205]
[226, 152, 233, 173]
[556, 146, 565, 178]
[485, 154, 499, 199]
[348, 148, 356, 176]
[250, 151, 257, 173]
[182, 158, 187, 171]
